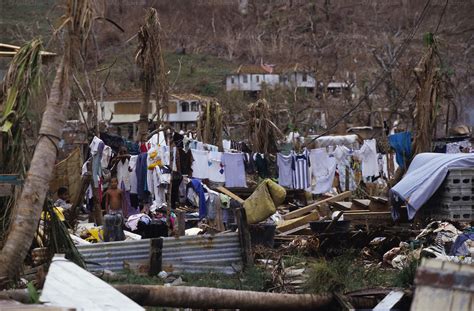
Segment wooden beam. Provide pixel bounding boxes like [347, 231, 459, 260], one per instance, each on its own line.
[277, 212, 320, 232]
[277, 224, 311, 236]
[282, 191, 351, 220]
[236, 208, 253, 266]
[216, 186, 245, 204]
[148, 238, 163, 277]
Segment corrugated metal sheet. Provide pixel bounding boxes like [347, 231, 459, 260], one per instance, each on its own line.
[77, 233, 242, 274]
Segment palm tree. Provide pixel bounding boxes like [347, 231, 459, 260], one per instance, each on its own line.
[135, 8, 168, 141]
[0, 0, 95, 281]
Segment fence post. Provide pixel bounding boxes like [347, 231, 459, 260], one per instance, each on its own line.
[236, 207, 253, 267]
[149, 238, 163, 276]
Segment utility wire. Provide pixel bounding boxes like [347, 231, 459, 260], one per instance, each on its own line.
[304, 0, 433, 147]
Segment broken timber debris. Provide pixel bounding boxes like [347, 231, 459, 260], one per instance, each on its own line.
[282, 191, 351, 220]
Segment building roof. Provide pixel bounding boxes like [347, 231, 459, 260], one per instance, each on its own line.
[102, 89, 214, 102]
[0, 43, 57, 58]
[233, 63, 313, 75]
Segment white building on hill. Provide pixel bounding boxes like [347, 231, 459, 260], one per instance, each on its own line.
[226, 63, 316, 92]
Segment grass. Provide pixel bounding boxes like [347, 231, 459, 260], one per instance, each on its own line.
[304, 252, 400, 294]
[109, 265, 271, 292]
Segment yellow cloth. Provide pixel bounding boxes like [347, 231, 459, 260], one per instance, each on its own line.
[41, 207, 65, 222]
[243, 179, 286, 224]
[84, 227, 104, 243]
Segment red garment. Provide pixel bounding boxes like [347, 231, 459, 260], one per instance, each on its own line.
[140, 143, 148, 153]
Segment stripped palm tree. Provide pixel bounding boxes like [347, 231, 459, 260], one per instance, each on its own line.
[0, 39, 44, 247]
[135, 8, 169, 141]
[1, 39, 43, 177]
[0, 0, 95, 282]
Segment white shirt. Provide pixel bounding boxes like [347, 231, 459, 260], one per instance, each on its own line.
[208, 151, 225, 183]
[356, 139, 379, 178]
[191, 149, 209, 179]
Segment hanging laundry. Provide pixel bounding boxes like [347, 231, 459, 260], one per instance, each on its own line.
[177, 148, 193, 175]
[208, 151, 225, 183]
[136, 153, 148, 200]
[446, 140, 471, 154]
[388, 131, 412, 169]
[189, 179, 207, 219]
[222, 152, 247, 188]
[308, 148, 336, 194]
[292, 149, 310, 189]
[101, 145, 113, 169]
[277, 153, 293, 188]
[116, 158, 131, 191]
[191, 149, 209, 179]
[356, 139, 379, 179]
[254, 153, 269, 178]
[129, 155, 138, 194]
[243, 153, 256, 174]
[334, 145, 357, 191]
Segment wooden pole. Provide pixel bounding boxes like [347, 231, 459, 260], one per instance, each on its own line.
[177, 210, 185, 236]
[114, 284, 334, 310]
[148, 238, 163, 276]
[235, 207, 253, 267]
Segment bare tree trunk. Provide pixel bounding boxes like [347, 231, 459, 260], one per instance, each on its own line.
[115, 284, 333, 310]
[0, 59, 71, 280]
[138, 78, 150, 141]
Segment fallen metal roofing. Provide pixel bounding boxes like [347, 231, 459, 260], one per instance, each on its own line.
[77, 232, 242, 274]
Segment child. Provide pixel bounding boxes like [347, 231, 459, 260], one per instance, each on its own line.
[54, 187, 71, 210]
[104, 177, 125, 242]
[105, 177, 124, 215]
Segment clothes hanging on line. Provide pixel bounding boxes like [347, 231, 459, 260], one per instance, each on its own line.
[292, 149, 310, 190]
[277, 153, 294, 188]
[356, 139, 379, 179]
[222, 152, 247, 188]
[208, 151, 225, 183]
[308, 148, 336, 194]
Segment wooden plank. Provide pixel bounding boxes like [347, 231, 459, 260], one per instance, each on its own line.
[216, 186, 245, 204]
[282, 191, 351, 220]
[277, 212, 320, 232]
[352, 199, 371, 209]
[277, 224, 311, 236]
[330, 201, 353, 210]
[373, 290, 404, 310]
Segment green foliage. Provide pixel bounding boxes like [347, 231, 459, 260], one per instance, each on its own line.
[423, 32, 435, 47]
[393, 257, 420, 288]
[111, 266, 271, 292]
[1, 38, 43, 176]
[27, 282, 40, 304]
[304, 252, 398, 294]
[42, 200, 85, 268]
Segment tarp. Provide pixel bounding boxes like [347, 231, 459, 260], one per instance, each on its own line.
[244, 179, 286, 224]
[390, 153, 474, 220]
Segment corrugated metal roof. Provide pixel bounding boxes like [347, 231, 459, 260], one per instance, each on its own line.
[77, 233, 242, 274]
[233, 63, 313, 74]
[40, 256, 144, 310]
[101, 89, 214, 102]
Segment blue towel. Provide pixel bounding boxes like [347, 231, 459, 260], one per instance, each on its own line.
[136, 153, 148, 200]
[190, 178, 207, 219]
[388, 131, 412, 169]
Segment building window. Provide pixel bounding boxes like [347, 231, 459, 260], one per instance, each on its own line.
[256, 75, 260, 83]
[279, 75, 288, 83]
[302, 73, 307, 82]
[190, 101, 199, 112]
[231, 76, 235, 84]
[181, 101, 190, 112]
[243, 75, 248, 83]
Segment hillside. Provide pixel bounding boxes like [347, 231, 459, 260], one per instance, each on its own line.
[2, 0, 473, 129]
